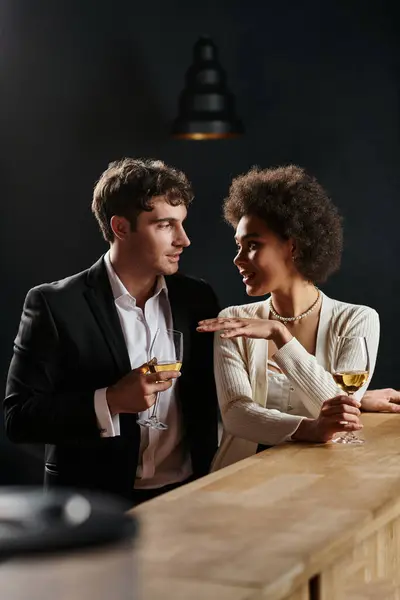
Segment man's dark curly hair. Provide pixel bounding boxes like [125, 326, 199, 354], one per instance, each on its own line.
[223, 165, 343, 284]
[92, 158, 193, 242]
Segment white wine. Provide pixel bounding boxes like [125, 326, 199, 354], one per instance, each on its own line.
[149, 361, 182, 373]
[333, 371, 369, 394]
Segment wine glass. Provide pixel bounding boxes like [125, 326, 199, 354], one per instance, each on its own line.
[137, 329, 183, 431]
[331, 336, 369, 445]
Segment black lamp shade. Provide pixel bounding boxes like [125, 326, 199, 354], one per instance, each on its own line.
[172, 36, 244, 140]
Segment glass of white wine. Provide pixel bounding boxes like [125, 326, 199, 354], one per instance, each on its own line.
[332, 336, 369, 445]
[137, 329, 183, 431]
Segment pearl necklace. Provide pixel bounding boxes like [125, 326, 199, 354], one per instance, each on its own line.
[269, 289, 321, 324]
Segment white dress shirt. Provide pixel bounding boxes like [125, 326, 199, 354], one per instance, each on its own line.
[94, 252, 192, 489]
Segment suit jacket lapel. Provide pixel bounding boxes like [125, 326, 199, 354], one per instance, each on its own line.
[166, 275, 191, 367]
[84, 256, 131, 377]
[84, 257, 136, 440]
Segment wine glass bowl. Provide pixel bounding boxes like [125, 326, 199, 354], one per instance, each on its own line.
[331, 336, 369, 445]
[137, 329, 183, 431]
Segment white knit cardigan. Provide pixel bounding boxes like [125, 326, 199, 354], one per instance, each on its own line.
[212, 292, 380, 471]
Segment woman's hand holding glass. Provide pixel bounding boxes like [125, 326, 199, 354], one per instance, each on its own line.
[292, 395, 363, 443]
[330, 336, 370, 445]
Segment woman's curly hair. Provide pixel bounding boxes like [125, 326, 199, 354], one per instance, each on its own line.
[223, 165, 343, 284]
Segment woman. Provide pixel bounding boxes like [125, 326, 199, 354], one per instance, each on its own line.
[197, 165, 380, 470]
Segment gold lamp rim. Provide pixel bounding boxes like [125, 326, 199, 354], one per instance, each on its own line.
[171, 132, 242, 141]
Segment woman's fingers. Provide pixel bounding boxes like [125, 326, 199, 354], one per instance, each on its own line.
[335, 412, 361, 425]
[198, 317, 235, 326]
[197, 318, 246, 332]
[198, 317, 234, 325]
[220, 327, 250, 338]
[322, 404, 361, 417]
[323, 395, 361, 408]
[341, 421, 363, 430]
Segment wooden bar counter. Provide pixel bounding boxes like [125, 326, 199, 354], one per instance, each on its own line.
[132, 414, 400, 599]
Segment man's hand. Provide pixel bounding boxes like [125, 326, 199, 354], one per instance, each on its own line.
[361, 389, 400, 413]
[292, 395, 362, 443]
[106, 363, 181, 416]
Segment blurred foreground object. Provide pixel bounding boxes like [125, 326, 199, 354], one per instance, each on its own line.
[0, 487, 138, 600]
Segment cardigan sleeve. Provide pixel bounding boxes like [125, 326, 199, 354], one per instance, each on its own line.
[273, 306, 380, 417]
[214, 308, 304, 446]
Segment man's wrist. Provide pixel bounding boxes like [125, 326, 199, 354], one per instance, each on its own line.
[106, 386, 118, 416]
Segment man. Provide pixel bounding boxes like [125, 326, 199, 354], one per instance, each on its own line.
[4, 158, 219, 505]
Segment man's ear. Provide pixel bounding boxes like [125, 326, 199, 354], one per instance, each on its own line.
[110, 215, 131, 241]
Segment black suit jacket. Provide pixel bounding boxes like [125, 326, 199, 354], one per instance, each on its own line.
[4, 257, 219, 500]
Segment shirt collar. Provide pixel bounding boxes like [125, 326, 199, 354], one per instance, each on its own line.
[103, 251, 168, 304]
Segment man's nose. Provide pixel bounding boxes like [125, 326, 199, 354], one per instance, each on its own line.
[175, 227, 191, 248]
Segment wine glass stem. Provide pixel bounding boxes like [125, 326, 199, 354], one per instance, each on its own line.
[150, 392, 160, 419]
[345, 392, 357, 440]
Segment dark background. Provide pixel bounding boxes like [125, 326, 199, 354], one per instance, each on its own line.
[1, 0, 399, 483]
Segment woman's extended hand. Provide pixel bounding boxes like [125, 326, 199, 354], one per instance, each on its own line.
[197, 316, 292, 347]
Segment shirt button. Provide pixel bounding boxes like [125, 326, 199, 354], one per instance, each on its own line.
[290, 386, 294, 392]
